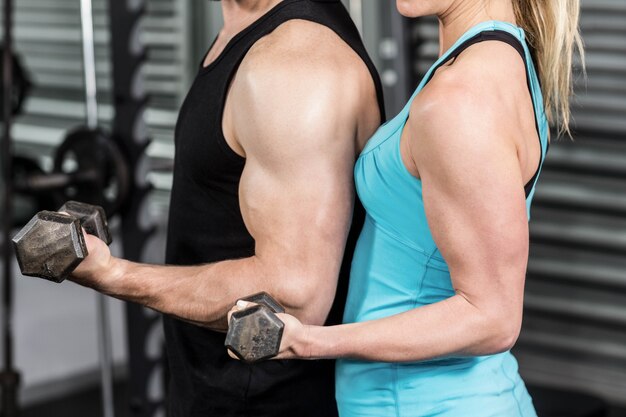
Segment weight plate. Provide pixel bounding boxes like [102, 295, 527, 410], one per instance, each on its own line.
[53, 127, 130, 217]
[12, 155, 63, 227]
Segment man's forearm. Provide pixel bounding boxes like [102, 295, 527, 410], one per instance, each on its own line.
[95, 256, 265, 331]
[70, 231, 342, 331]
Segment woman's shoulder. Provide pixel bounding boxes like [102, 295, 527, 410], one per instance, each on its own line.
[408, 40, 530, 147]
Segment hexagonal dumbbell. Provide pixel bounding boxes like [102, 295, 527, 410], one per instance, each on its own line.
[59, 201, 111, 246]
[225, 292, 285, 363]
[12, 201, 111, 283]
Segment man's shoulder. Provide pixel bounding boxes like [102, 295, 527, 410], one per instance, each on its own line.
[227, 19, 380, 154]
[239, 19, 371, 90]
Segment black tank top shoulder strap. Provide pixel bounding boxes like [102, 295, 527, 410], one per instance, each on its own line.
[423, 30, 527, 84]
[198, 0, 385, 122]
[259, 0, 386, 121]
[193, 0, 386, 162]
[422, 29, 542, 198]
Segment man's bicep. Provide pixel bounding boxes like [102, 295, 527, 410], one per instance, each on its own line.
[232, 79, 360, 324]
[238, 139, 355, 322]
[241, 146, 354, 250]
[225, 42, 365, 322]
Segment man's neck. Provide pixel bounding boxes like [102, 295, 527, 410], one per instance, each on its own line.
[221, 0, 284, 33]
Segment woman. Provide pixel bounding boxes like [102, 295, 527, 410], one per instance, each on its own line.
[231, 0, 583, 415]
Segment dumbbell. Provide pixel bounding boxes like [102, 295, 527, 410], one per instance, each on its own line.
[225, 292, 285, 363]
[12, 201, 111, 283]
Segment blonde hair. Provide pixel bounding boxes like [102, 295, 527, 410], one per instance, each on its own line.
[512, 0, 585, 137]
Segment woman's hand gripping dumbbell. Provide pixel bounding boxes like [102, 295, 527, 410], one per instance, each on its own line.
[12, 201, 112, 283]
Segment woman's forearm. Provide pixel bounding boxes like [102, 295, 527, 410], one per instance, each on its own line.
[303, 294, 520, 362]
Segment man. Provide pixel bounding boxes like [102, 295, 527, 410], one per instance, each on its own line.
[70, 0, 384, 415]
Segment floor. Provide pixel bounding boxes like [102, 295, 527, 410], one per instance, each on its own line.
[22, 381, 131, 417]
[19, 381, 626, 417]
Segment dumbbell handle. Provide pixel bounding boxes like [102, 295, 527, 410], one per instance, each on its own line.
[57, 201, 111, 246]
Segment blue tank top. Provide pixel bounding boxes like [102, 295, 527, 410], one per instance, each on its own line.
[336, 21, 547, 417]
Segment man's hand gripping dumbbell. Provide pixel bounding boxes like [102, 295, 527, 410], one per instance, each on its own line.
[14, 204, 300, 365]
[12, 201, 112, 282]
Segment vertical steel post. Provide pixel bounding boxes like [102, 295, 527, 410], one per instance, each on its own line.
[387, 3, 412, 114]
[1, 0, 20, 414]
[107, 0, 163, 415]
[348, 0, 363, 34]
[78, 0, 116, 415]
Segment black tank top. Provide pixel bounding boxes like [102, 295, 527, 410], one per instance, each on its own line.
[164, 1, 385, 416]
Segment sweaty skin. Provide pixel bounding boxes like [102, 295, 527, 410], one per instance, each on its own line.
[70, 11, 380, 331]
[232, 1, 542, 362]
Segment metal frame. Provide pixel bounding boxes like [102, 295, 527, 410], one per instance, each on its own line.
[371, 2, 414, 116]
[1, 0, 20, 414]
[78, 0, 115, 415]
[106, 1, 164, 416]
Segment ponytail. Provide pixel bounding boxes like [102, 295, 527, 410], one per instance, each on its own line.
[512, 0, 585, 137]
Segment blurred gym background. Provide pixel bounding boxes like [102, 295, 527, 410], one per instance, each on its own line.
[0, 0, 625, 416]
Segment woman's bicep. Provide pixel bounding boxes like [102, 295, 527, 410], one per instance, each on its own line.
[410, 88, 530, 318]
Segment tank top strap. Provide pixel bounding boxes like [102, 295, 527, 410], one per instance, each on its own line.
[400, 21, 537, 120]
[398, 20, 548, 214]
[400, 21, 508, 118]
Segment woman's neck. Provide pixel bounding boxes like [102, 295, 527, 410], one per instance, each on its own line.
[437, 0, 517, 56]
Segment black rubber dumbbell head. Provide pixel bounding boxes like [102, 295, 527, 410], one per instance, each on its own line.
[12, 211, 87, 283]
[225, 292, 285, 363]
